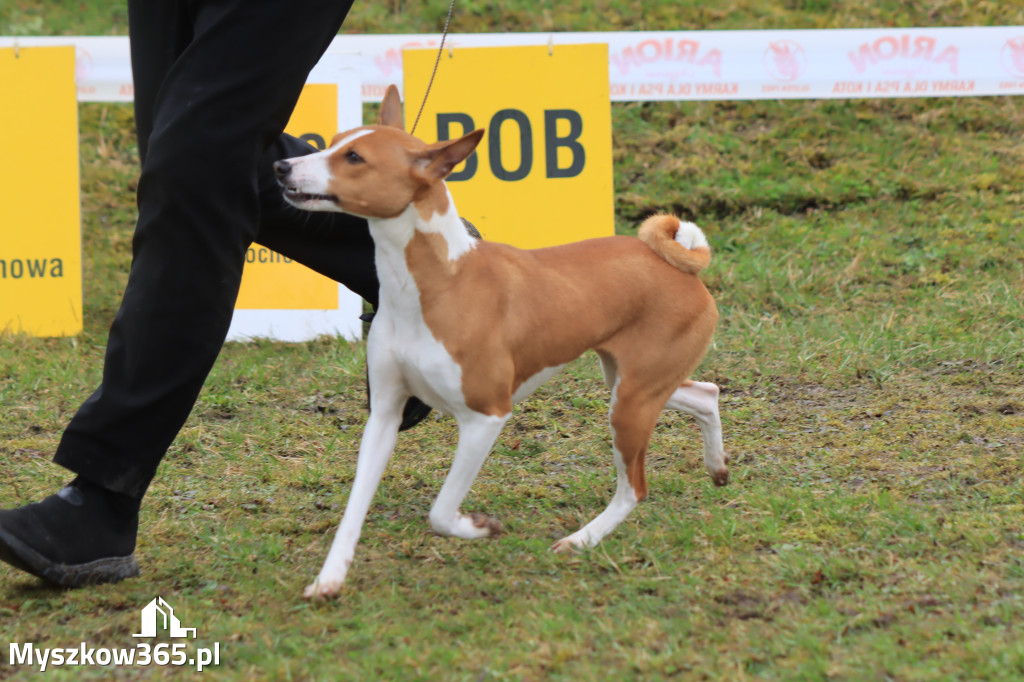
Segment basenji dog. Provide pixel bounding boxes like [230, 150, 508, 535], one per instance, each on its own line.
[274, 86, 728, 599]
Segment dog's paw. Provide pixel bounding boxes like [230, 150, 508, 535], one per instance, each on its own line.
[433, 512, 502, 539]
[303, 578, 344, 600]
[550, 536, 585, 554]
[469, 512, 503, 536]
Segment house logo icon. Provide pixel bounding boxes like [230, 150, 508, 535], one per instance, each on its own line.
[132, 597, 197, 639]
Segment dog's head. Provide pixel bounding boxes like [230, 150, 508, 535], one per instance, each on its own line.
[274, 85, 483, 219]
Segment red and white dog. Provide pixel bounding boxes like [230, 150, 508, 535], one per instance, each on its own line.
[275, 86, 728, 598]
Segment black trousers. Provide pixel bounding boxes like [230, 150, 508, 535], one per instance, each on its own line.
[53, 0, 375, 498]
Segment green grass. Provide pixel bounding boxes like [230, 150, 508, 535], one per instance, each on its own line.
[3, 2, 1024, 680]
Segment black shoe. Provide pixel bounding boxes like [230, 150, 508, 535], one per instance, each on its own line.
[0, 477, 140, 587]
[359, 311, 433, 431]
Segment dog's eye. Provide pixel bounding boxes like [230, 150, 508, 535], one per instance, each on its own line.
[345, 150, 364, 164]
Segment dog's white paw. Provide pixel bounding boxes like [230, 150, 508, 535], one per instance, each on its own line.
[303, 578, 344, 600]
[550, 536, 586, 554]
[707, 451, 730, 486]
[431, 512, 503, 539]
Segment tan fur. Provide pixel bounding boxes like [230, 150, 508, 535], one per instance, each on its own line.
[322, 126, 430, 218]
[305, 108, 720, 502]
[638, 213, 711, 273]
[405, 224, 719, 495]
[413, 179, 451, 221]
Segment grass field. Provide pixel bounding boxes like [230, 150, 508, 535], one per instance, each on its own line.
[2, 2, 1024, 680]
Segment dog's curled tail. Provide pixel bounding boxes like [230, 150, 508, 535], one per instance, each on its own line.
[637, 213, 711, 274]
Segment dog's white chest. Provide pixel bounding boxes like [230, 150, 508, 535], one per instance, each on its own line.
[371, 306, 465, 416]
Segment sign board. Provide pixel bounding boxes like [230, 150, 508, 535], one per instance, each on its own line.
[403, 44, 614, 249]
[0, 46, 82, 337]
[226, 53, 364, 342]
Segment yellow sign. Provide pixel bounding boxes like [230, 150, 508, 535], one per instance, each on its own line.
[234, 83, 338, 310]
[0, 46, 82, 336]
[403, 44, 614, 249]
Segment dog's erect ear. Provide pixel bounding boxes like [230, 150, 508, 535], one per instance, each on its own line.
[413, 129, 485, 183]
[378, 85, 404, 130]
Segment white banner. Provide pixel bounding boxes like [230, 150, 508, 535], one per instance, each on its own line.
[3, 27, 1023, 103]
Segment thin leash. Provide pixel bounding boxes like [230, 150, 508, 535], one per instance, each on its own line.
[409, 0, 457, 136]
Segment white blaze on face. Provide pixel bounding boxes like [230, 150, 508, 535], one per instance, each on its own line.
[330, 128, 376, 153]
[281, 129, 376, 211]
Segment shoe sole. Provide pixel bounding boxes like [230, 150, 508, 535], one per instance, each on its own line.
[0, 527, 139, 588]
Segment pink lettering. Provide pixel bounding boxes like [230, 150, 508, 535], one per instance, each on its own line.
[848, 43, 876, 73]
[696, 48, 723, 78]
[373, 49, 403, 77]
[611, 40, 721, 77]
[874, 36, 900, 60]
[933, 46, 959, 76]
[637, 39, 662, 62]
[847, 34, 958, 75]
[911, 36, 936, 60]
[675, 40, 700, 62]
[610, 46, 643, 75]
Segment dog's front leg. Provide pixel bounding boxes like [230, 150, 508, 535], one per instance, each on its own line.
[304, 362, 408, 599]
[428, 411, 510, 539]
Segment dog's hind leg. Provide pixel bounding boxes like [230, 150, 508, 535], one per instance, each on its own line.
[428, 411, 510, 539]
[665, 381, 729, 486]
[551, 380, 663, 553]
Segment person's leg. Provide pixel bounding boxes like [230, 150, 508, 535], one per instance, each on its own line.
[0, 0, 355, 586]
[54, 0, 356, 499]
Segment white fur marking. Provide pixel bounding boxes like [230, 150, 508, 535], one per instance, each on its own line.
[415, 188, 478, 261]
[331, 128, 375, 151]
[367, 210, 471, 417]
[664, 381, 728, 485]
[674, 220, 709, 250]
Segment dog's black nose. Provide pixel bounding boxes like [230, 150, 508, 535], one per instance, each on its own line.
[273, 160, 291, 179]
